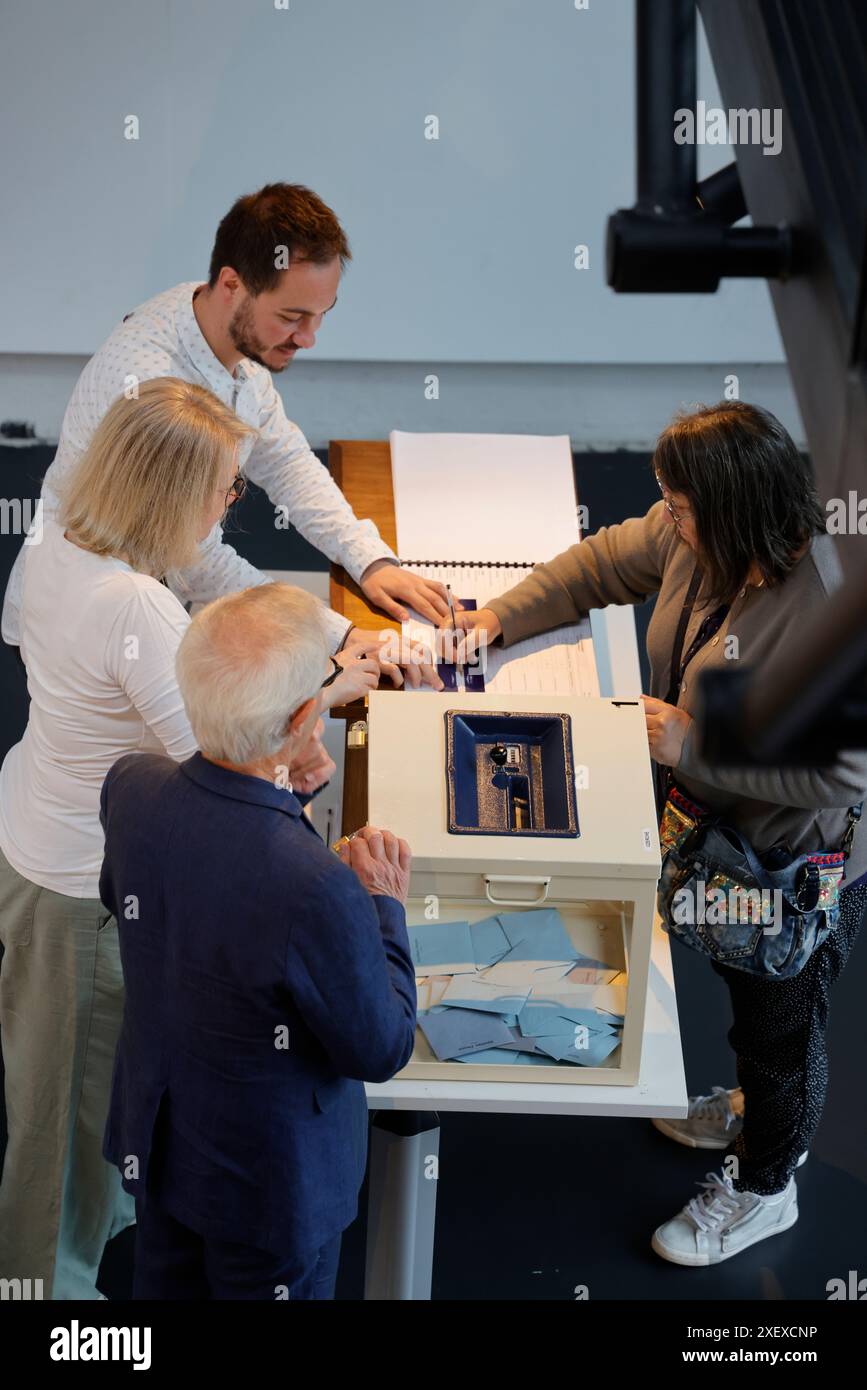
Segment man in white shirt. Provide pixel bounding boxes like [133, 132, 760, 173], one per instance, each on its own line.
[1, 182, 449, 667]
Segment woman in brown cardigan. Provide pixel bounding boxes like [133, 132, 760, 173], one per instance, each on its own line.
[452, 400, 867, 1268]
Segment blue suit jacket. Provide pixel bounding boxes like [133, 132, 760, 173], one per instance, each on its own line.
[99, 752, 417, 1254]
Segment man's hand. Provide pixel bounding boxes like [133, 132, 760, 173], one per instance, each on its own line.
[340, 627, 444, 691]
[336, 824, 412, 905]
[359, 559, 456, 625]
[287, 719, 336, 796]
[321, 653, 381, 708]
[441, 605, 503, 663]
[640, 695, 692, 767]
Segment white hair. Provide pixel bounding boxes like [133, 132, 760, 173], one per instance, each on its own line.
[176, 583, 330, 765]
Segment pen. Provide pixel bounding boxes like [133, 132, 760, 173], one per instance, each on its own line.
[446, 583, 465, 693]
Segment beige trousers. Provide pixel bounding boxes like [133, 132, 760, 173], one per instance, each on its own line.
[0, 847, 134, 1299]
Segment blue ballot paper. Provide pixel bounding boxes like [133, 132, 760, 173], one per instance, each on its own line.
[439, 973, 531, 1014]
[409, 907, 624, 1072]
[417, 1007, 515, 1061]
[533, 1030, 622, 1065]
[517, 1006, 578, 1038]
[455, 1048, 520, 1065]
[517, 1003, 617, 1038]
[492, 909, 580, 962]
[498, 1028, 540, 1053]
[494, 909, 558, 947]
[408, 920, 475, 975]
[533, 1034, 589, 1061]
[469, 914, 512, 969]
[578, 1031, 622, 1065]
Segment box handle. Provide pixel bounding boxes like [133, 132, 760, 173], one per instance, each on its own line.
[484, 874, 551, 906]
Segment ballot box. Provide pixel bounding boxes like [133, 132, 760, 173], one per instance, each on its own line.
[367, 691, 661, 1086]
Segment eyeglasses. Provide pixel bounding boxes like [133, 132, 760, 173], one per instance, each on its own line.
[223, 474, 247, 513]
[320, 655, 342, 690]
[656, 476, 691, 524]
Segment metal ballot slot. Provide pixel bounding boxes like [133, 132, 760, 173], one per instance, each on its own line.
[367, 691, 661, 1086]
[445, 709, 578, 838]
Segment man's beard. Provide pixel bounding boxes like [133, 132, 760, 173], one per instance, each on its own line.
[227, 298, 293, 372]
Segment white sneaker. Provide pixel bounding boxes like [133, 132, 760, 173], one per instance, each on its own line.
[652, 1086, 808, 1167]
[651, 1169, 799, 1266]
[653, 1086, 743, 1150]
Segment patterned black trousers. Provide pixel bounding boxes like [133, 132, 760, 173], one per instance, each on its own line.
[710, 882, 867, 1195]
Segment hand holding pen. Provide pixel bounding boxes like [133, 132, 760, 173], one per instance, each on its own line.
[442, 605, 502, 665]
[446, 583, 465, 691]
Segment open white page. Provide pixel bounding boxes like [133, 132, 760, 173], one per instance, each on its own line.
[390, 431, 580, 564]
[401, 563, 599, 697]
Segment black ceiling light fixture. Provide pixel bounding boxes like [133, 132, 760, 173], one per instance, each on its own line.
[606, 0, 795, 293]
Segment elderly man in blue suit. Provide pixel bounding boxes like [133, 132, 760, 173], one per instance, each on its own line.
[99, 583, 417, 1300]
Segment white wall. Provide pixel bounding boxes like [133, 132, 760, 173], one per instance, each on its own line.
[0, 0, 785, 365]
[0, 356, 805, 453]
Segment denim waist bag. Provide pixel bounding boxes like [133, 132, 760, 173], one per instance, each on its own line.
[657, 785, 862, 980]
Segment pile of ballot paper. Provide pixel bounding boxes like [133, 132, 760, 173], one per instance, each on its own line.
[409, 908, 625, 1068]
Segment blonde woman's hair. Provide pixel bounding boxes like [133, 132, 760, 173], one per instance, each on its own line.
[59, 377, 256, 576]
[175, 583, 330, 765]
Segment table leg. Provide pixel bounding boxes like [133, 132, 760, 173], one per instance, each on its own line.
[328, 704, 368, 836]
[364, 1110, 440, 1301]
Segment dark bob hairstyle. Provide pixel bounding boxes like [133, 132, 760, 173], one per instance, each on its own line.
[652, 400, 825, 606]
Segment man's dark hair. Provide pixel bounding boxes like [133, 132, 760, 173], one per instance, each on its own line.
[208, 183, 351, 295]
[653, 400, 826, 606]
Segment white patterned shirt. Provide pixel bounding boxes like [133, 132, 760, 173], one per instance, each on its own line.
[2, 282, 396, 650]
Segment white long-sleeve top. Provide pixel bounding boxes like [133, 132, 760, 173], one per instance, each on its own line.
[0, 521, 198, 897]
[1, 282, 397, 650]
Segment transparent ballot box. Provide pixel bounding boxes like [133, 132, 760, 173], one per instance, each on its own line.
[367, 691, 662, 1086]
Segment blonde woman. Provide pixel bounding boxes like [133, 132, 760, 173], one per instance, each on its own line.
[0, 378, 377, 1300]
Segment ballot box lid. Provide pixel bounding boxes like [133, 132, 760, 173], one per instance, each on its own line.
[367, 691, 661, 887]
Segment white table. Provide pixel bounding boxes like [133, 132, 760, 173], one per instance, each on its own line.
[361, 607, 688, 1300]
